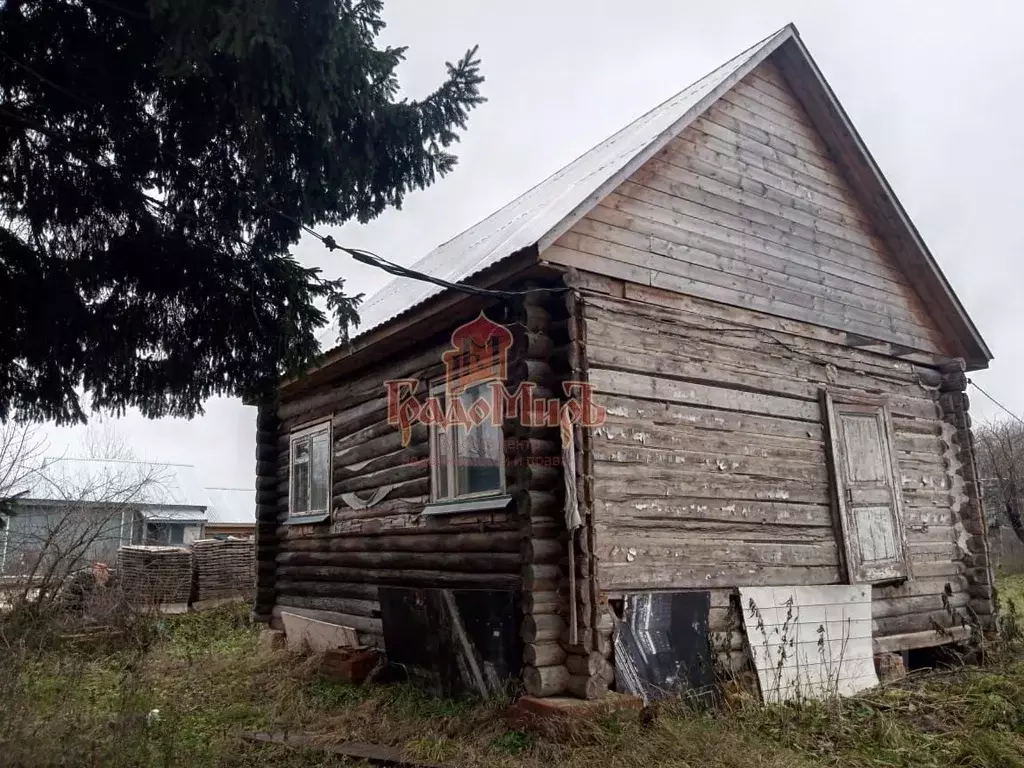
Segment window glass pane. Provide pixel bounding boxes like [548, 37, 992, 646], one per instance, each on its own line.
[292, 435, 311, 514]
[455, 385, 503, 495]
[434, 425, 451, 500]
[310, 433, 330, 512]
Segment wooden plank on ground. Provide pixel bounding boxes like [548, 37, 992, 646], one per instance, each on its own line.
[241, 732, 446, 768]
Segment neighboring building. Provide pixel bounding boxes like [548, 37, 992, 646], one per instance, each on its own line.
[1, 458, 211, 576]
[204, 487, 257, 538]
[253, 25, 994, 700]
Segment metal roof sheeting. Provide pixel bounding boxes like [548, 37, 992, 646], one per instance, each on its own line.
[204, 487, 255, 526]
[319, 28, 790, 351]
[16, 458, 212, 511]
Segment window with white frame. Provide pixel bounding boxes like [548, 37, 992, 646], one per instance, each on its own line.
[430, 381, 504, 502]
[289, 422, 331, 518]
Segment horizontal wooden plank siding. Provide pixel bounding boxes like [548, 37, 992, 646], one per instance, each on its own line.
[579, 287, 970, 642]
[546, 59, 948, 358]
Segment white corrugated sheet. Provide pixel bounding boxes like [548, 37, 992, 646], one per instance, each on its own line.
[319, 28, 789, 350]
[17, 458, 212, 511]
[138, 509, 207, 523]
[204, 487, 255, 526]
[739, 585, 878, 704]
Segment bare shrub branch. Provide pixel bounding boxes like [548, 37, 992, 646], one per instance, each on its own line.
[976, 419, 1024, 544]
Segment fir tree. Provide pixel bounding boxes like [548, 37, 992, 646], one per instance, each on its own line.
[0, 0, 484, 423]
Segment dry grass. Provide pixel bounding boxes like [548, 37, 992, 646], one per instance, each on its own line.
[3, 577, 1024, 767]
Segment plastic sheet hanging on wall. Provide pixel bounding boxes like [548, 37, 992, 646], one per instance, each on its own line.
[614, 591, 714, 705]
[378, 587, 521, 698]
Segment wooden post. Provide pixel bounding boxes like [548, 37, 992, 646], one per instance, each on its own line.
[560, 288, 611, 699]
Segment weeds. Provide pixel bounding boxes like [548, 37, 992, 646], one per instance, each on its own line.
[491, 730, 532, 756]
[4, 583, 1024, 766]
[405, 735, 459, 763]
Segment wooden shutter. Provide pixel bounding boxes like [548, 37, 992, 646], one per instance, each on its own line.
[822, 391, 910, 584]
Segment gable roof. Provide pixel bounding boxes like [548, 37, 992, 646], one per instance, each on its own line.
[323, 24, 990, 369]
[320, 27, 788, 350]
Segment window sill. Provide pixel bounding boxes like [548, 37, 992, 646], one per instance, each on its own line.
[422, 495, 512, 517]
[283, 512, 330, 526]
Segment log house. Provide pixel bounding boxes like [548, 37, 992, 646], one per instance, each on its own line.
[255, 25, 994, 699]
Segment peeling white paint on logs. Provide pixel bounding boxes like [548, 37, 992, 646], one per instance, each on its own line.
[581, 286, 963, 600]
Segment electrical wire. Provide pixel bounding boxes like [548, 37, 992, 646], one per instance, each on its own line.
[0, 85, 931, 367]
[262, 204, 565, 299]
[10, 44, 997, 370]
[968, 379, 1024, 428]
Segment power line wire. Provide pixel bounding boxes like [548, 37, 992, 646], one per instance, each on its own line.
[264, 204, 565, 299]
[6, 79, 957, 378]
[968, 379, 1024, 428]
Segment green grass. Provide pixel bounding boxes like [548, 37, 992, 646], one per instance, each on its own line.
[1000, 573, 1024, 608]
[4, 580, 1024, 767]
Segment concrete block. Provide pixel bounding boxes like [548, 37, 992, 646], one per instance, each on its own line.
[280, 611, 359, 654]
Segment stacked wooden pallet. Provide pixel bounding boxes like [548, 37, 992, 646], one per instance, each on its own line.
[192, 538, 255, 601]
[117, 546, 193, 605]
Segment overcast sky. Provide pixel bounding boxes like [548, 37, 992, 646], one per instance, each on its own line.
[44, 0, 1024, 487]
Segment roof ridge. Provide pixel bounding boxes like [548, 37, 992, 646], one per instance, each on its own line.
[372, 26, 790, 282]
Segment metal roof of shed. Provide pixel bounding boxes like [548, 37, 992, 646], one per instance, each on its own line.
[16, 458, 212, 510]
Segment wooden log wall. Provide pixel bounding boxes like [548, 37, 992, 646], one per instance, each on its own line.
[506, 288, 574, 698]
[254, 401, 280, 623]
[938, 362, 996, 630]
[567, 275, 973, 657]
[268, 324, 527, 646]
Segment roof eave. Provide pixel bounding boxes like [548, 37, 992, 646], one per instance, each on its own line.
[275, 247, 546, 399]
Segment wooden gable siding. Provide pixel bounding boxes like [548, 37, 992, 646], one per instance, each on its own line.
[545, 59, 949, 357]
[572, 276, 986, 649]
